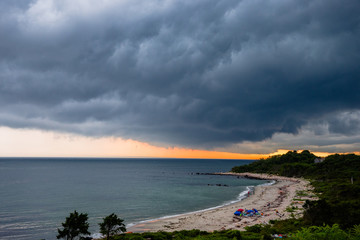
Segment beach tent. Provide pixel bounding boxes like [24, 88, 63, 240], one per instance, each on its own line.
[234, 208, 245, 216]
[234, 211, 242, 216]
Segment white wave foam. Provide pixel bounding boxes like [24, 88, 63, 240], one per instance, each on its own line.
[260, 180, 276, 186]
[91, 232, 103, 239]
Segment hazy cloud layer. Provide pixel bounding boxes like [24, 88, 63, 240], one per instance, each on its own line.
[219, 116, 360, 154]
[0, 0, 359, 151]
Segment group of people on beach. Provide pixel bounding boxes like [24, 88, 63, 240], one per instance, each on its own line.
[233, 203, 285, 219]
[233, 208, 263, 217]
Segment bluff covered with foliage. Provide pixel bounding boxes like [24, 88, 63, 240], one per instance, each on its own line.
[232, 151, 360, 229]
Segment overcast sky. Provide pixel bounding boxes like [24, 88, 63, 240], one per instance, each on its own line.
[0, 0, 359, 155]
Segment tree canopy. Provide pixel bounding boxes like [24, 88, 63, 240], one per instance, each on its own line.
[57, 210, 90, 240]
[99, 213, 126, 240]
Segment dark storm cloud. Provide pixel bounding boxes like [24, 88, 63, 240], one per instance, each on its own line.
[0, 0, 359, 148]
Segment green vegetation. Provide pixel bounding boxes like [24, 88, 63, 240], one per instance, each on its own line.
[103, 224, 360, 240]
[291, 224, 360, 240]
[57, 210, 90, 240]
[285, 206, 298, 213]
[99, 213, 127, 240]
[232, 151, 360, 229]
[231, 150, 317, 176]
[112, 229, 246, 240]
[57, 152, 360, 239]
[116, 230, 243, 240]
[57, 211, 126, 240]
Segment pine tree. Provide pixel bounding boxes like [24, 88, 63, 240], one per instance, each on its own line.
[99, 213, 126, 240]
[57, 210, 90, 240]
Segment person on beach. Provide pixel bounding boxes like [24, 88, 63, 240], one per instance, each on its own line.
[275, 209, 283, 217]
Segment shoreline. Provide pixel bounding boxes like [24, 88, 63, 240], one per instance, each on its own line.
[126, 181, 271, 230]
[128, 172, 314, 233]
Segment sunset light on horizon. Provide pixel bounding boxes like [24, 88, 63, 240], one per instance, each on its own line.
[0, 126, 267, 159]
[0, 126, 349, 159]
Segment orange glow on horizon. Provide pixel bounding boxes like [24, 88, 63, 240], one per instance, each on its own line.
[0, 127, 357, 160]
[0, 126, 263, 159]
[154, 147, 268, 160]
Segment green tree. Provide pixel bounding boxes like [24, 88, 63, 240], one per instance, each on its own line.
[99, 213, 126, 240]
[57, 210, 90, 240]
[291, 224, 350, 240]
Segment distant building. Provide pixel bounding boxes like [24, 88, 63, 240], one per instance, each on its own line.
[314, 158, 325, 163]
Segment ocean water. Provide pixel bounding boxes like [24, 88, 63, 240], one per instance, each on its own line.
[0, 158, 268, 240]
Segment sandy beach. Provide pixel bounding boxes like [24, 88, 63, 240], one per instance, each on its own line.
[128, 172, 315, 232]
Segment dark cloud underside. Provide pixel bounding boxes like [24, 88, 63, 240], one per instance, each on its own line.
[0, 0, 359, 148]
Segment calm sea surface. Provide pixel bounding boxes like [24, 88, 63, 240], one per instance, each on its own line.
[0, 158, 268, 240]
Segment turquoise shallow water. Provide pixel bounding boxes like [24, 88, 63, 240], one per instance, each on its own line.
[0, 158, 268, 240]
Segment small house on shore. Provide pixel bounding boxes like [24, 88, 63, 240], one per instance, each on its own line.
[314, 158, 325, 163]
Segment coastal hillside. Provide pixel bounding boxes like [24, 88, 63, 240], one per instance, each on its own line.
[232, 151, 360, 229]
